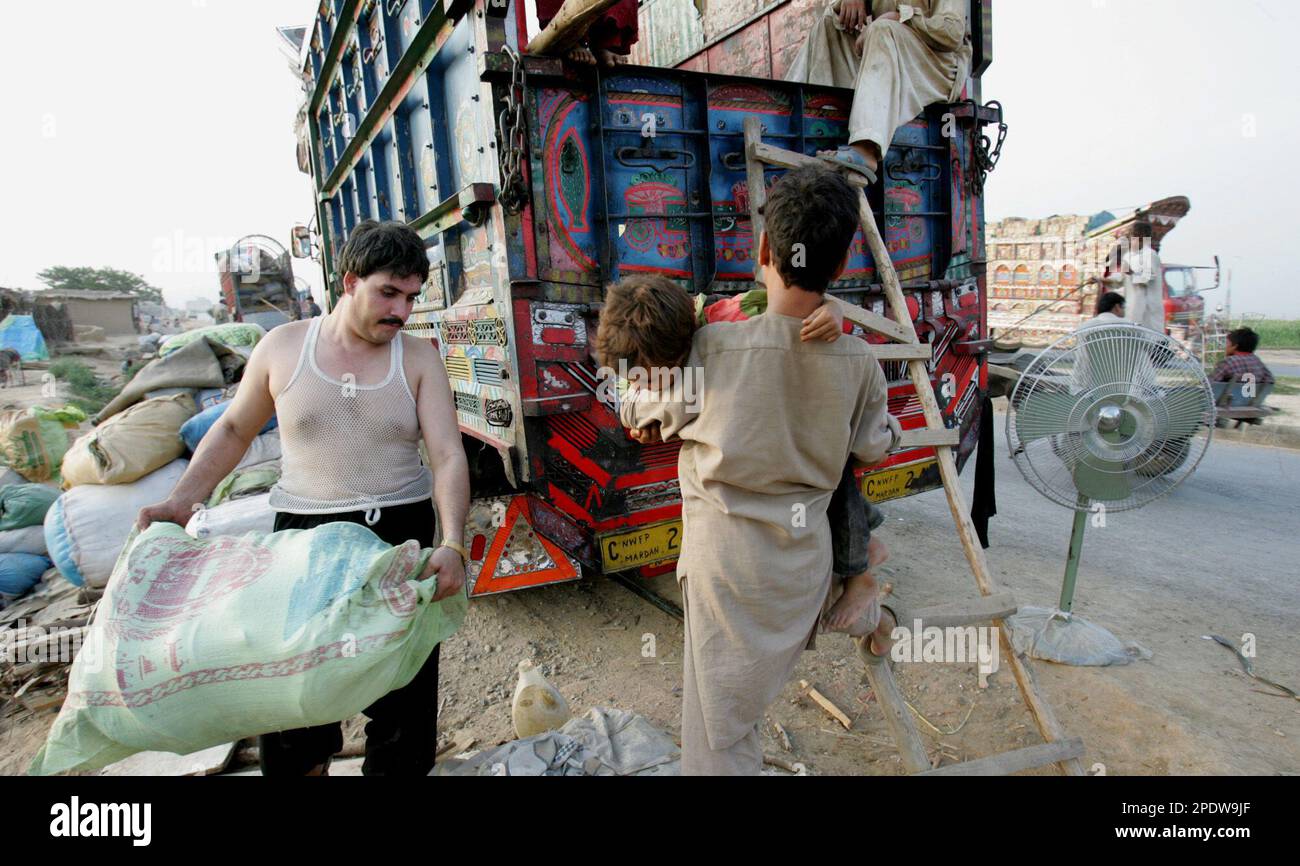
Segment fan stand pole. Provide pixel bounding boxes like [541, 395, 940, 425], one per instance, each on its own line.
[743, 119, 1085, 776]
[1059, 494, 1090, 615]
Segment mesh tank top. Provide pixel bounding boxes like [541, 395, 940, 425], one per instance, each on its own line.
[269, 316, 434, 516]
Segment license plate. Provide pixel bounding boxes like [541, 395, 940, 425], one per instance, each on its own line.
[599, 520, 683, 572]
[860, 459, 938, 503]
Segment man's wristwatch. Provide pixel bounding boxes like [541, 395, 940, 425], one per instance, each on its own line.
[439, 539, 470, 563]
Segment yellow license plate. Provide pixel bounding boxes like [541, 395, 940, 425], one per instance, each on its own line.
[599, 520, 683, 572]
[860, 459, 938, 503]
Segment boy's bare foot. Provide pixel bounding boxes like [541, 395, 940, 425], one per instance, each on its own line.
[594, 48, 627, 67]
[823, 538, 891, 634]
[566, 45, 596, 65]
[824, 572, 880, 634]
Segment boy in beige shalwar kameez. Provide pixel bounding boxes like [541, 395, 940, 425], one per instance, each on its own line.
[616, 168, 900, 774]
[786, 0, 971, 177]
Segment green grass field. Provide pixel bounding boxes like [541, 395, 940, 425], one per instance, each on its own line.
[1233, 319, 1300, 349]
[1272, 376, 1300, 396]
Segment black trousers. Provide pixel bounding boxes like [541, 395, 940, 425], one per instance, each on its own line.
[829, 463, 886, 576]
[258, 499, 441, 777]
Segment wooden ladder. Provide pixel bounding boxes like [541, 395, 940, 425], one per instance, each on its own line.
[743, 118, 1085, 776]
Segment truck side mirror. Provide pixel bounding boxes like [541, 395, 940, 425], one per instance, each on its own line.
[290, 225, 312, 259]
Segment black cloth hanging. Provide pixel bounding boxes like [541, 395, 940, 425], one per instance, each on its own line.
[970, 394, 998, 549]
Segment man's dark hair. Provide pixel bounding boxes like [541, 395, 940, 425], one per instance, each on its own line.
[338, 220, 429, 284]
[762, 166, 859, 294]
[1227, 327, 1259, 353]
[1096, 291, 1126, 315]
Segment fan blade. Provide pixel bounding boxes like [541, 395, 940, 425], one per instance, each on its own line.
[1159, 390, 1211, 437]
[1015, 391, 1087, 444]
[1076, 330, 1155, 392]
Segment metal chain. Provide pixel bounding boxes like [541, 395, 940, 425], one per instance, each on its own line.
[497, 44, 529, 215]
[968, 99, 1007, 197]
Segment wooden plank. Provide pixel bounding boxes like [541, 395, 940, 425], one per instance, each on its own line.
[749, 139, 822, 172]
[856, 655, 931, 774]
[868, 343, 932, 361]
[798, 679, 851, 730]
[896, 428, 961, 449]
[528, 0, 625, 56]
[907, 592, 1019, 629]
[829, 297, 918, 344]
[917, 737, 1085, 776]
[742, 117, 769, 284]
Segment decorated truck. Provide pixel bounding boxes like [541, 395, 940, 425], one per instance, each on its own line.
[294, 0, 1002, 597]
[986, 196, 1223, 351]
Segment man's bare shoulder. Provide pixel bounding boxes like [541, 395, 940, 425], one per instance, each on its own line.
[398, 331, 442, 392]
[255, 320, 311, 386]
[259, 319, 311, 351]
[399, 330, 439, 360]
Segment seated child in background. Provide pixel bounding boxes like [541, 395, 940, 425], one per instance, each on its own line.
[595, 275, 894, 636]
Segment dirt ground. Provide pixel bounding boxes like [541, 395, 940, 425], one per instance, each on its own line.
[2, 342, 1297, 776]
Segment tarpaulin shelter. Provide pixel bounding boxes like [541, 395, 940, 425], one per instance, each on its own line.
[0, 315, 49, 362]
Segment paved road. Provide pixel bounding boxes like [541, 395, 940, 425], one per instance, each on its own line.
[1268, 362, 1300, 378]
[879, 425, 1300, 773]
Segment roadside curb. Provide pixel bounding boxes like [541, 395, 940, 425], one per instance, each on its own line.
[992, 399, 1300, 451]
[1211, 422, 1300, 451]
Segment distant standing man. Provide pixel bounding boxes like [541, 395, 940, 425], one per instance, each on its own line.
[138, 220, 470, 776]
[1102, 227, 1164, 333]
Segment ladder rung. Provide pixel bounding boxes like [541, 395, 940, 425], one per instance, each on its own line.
[842, 305, 918, 344]
[869, 343, 931, 361]
[748, 140, 823, 172]
[906, 592, 1019, 629]
[916, 737, 1086, 776]
[896, 427, 960, 449]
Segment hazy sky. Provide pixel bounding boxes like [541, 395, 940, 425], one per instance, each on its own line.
[1, 0, 1296, 316]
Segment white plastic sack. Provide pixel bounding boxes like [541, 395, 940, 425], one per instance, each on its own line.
[30, 521, 467, 775]
[186, 493, 276, 539]
[43, 460, 189, 588]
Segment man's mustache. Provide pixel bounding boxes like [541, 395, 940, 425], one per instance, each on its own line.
[379, 318, 404, 326]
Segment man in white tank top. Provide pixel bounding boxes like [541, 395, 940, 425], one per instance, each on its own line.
[138, 220, 469, 776]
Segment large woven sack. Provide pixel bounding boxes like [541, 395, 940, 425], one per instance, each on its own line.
[29, 521, 467, 775]
[61, 393, 195, 488]
[159, 323, 265, 358]
[0, 405, 87, 483]
[44, 460, 189, 588]
[0, 483, 60, 531]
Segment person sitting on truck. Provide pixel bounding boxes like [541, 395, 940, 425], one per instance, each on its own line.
[536, 0, 638, 67]
[1079, 291, 1126, 328]
[786, 0, 972, 181]
[1211, 327, 1275, 389]
[137, 219, 469, 777]
[599, 165, 901, 775]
